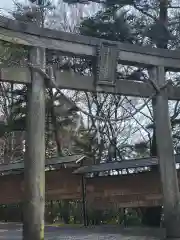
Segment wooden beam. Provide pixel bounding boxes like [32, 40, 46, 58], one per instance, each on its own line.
[150, 67, 180, 238]
[0, 67, 31, 84]
[118, 50, 180, 71]
[74, 154, 180, 174]
[81, 176, 88, 227]
[74, 157, 159, 174]
[2, 67, 180, 100]
[56, 71, 180, 100]
[0, 28, 94, 57]
[1, 16, 180, 69]
[24, 47, 46, 239]
[0, 155, 84, 173]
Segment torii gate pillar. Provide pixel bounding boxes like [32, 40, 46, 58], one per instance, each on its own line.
[151, 66, 180, 239]
[23, 46, 46, 240]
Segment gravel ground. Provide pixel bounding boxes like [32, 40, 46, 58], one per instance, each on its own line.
[0, 223, 165, 240]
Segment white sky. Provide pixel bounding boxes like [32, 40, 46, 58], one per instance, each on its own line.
[0, 0, 27, 15]
[1, 0, 15, 9]
[0, 0, 16, 15]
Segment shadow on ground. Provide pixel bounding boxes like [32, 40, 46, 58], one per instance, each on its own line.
[0, 222, 165, 239]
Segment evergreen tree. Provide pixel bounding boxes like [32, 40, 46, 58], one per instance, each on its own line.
[78, 0, 180, 157]
[60, 0, 180, 225]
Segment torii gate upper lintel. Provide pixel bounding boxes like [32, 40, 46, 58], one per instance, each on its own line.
[0, 14, 180, 239]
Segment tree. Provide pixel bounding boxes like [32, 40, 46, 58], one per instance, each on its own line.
[60, 0, 180, 226]
[80, 0, 180, 158]
[0, 0, 89, 162]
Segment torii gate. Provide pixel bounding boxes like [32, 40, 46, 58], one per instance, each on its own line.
[0, 13, 180, 239]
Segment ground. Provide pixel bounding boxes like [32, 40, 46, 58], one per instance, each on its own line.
[0, 223, 165, 239]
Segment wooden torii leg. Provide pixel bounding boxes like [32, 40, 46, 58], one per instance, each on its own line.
[151, 66, 180, 238]
[81, 175, 88, 227]
[23, 46, 46, 240]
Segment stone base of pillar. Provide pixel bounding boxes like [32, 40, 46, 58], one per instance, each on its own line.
[165, 213, 180, 239]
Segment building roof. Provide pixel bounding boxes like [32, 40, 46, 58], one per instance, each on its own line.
[73, 154, 180, 174]
[0, 155, 85, 174]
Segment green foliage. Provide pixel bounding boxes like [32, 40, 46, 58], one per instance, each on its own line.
[0, 41, 28, 66]
[5, 0, 180, 161]
[104, 0, 134, 8]
[28, 0, 52, 6]
[79, 0, 180, 158]
[80, 9, 134, 43]
[1, 201, 145, 227]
